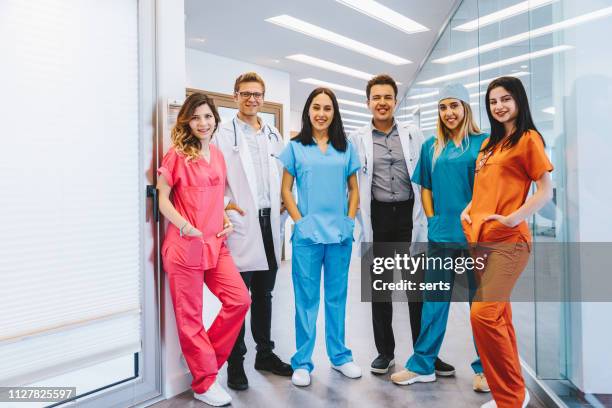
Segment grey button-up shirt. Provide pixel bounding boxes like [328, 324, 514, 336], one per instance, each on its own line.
[371, 122, 414, 202]
[237, 117, 271, 209]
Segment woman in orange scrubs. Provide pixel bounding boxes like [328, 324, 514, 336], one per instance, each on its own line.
[157, 93, 251, 407]
[461, 77, 553, 408]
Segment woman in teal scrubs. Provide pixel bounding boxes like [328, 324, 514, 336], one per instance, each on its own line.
[391, 84, 489, 392]
[279, 87, 361, 387]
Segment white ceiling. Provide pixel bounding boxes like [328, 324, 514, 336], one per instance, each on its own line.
[185, 0, 459, 116]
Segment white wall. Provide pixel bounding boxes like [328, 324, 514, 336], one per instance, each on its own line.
[186, 48, 291, 139]
[156, 0, 190, 399]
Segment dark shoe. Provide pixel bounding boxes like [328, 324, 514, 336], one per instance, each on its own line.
[254, 352, 293, 376]
[370, 355, 395, 374]
[434, 358, 456, 377]
[227, 361, 249, 391]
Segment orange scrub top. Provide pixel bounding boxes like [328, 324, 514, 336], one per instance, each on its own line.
[464, 130, 553, 244]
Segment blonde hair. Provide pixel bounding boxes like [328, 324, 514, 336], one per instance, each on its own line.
[171, 93, 220, 161]
[432, 100, 482, 166]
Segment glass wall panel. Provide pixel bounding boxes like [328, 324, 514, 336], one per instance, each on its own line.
[400, 0, 612, 404]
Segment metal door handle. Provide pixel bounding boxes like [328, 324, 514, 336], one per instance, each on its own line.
[146, 185, 159, 222]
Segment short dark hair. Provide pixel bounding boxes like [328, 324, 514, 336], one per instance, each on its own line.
[366, 74, 398, 100]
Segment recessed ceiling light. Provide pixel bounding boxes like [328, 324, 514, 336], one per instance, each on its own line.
[340, 108, 372, 118]
[418, 45, 572, 85]
[266, 15, 411, 65]
[463, 72, 530, 89]
[396, 113, 414, 119]
[287, 54, 374, 81]
[299, 78, 366, 96]
[338, 98, 369, 109]
[438, 7, 611, 63]
[335, 0, 428, 34]
[542, 106, 556, 114]
[520, 65, 529, 69]
[191, 37, 206, 43]
[420, 108, 438, 115]
[453, 0, 556, 32]
[343, 118, 370, 125]
[271, 59, 281, 64]
[407, 90, 439, 100]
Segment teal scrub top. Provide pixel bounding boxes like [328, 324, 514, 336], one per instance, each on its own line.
[279, 140, 361, 246]
[412, 133, 488, 243]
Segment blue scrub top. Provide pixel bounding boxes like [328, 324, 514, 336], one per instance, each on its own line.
[412, 133, 488, 242]
[279, 139, 361, 246]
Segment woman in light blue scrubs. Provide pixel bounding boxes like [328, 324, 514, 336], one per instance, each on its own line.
[390, 84, 490, 392]
[279, 87, 361, 387]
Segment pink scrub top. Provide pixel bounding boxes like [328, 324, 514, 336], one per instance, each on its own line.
[158, 146, 227, 270]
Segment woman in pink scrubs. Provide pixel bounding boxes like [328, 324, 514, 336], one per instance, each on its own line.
[157, 92, 251, 407]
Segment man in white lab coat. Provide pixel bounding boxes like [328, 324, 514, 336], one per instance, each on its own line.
[214, 72, 293, 391]
[349, 74, 455, 377]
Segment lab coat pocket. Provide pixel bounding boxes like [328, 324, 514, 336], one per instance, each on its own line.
[172, 236, 204, 267]
[292, 216, 316, 247]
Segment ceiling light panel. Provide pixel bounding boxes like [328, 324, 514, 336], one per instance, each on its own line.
[338, 98, 369, 109]
[407, 90, 439, 99]
[299, 78, 366, 96]
[340, 108, 372, 118]
[453, 0, 555, 32]
[436, 6, 612, 63]
[418, 45, 572, 85]
[266, 15, 411, 65]
[287, 54, 374, 81]
[343, 118, 370, 125]
[335, 0, 429, 34]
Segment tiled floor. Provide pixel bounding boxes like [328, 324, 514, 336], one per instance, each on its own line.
[151, 258, 546, 408]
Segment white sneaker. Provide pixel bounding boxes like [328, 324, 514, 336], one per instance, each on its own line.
[481, 400, 497, 408]
[390, 369, 436, 385]
[292, 368, 311, 387]
[480, 389, 530, 408]
[523, 390, 530, 408]
[193, 381, 232, 407]
[331, 361, 362, 379]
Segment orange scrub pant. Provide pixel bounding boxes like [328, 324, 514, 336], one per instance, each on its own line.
[470, 242, 530, 408]
[164, 245, 251, 393]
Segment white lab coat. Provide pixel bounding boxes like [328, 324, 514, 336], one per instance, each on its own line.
[213, 118, 285, 272]
[349, 121, 428, 255]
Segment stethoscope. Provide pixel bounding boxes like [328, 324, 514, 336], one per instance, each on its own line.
[232, 118, 281, 152]
[361, 131, 413, 175]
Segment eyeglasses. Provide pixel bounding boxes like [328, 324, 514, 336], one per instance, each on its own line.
[237, 91, 264, 100]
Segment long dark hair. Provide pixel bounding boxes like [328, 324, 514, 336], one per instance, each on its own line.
[482, 76, 544, 152]
[293, 87, 348, 152]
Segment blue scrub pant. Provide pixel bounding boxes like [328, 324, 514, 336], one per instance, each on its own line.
[291, 242, 353, 372]
[406, 244, 483, 375]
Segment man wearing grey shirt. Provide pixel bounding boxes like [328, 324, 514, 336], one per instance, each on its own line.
[350, 75, 455, 377]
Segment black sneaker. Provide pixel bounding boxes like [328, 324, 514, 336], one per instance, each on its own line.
[254, 352, 293, 376]
[370, 355, 395, 374]
[434, 358, 456, 377]
[227, 360, 249, 391]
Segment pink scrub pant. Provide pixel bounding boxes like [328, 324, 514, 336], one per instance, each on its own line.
[164, 245, 251, 393]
